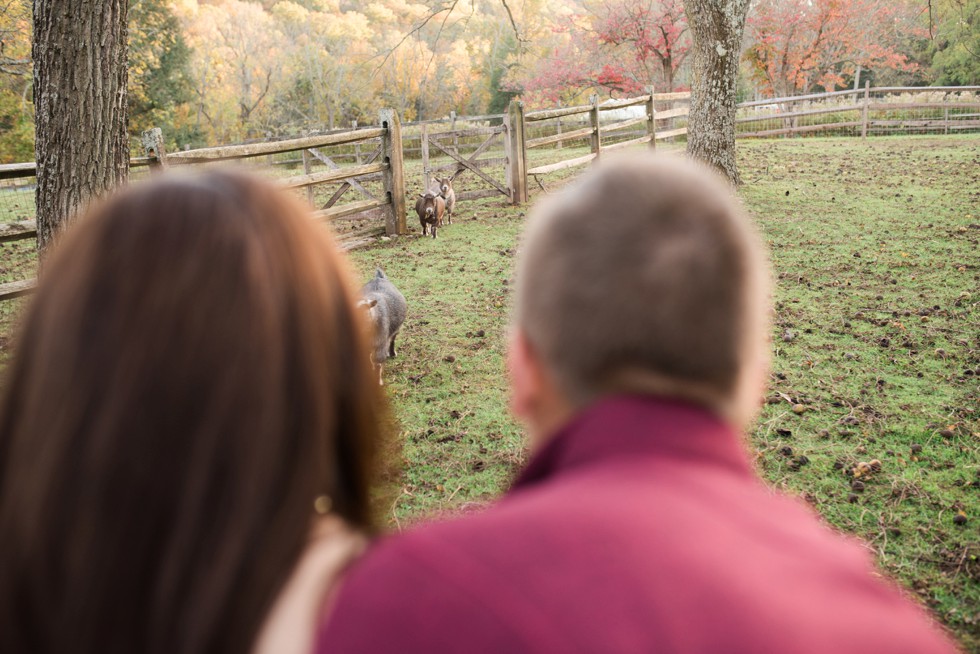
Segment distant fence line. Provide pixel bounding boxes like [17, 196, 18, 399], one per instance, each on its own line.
[1, 85, 977, 302]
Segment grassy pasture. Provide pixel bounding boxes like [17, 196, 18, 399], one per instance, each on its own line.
[0, 135, 977, 647]
[346, 135, 980, 648]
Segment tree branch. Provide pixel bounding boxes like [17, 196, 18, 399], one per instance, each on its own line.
[372, 1, 460, 77]
[499, 0, 526, 46]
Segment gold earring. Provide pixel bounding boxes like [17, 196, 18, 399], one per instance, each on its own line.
[314, 495, 333, 515]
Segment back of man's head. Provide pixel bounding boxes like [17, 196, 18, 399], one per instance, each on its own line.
[514, 154, 771, 427]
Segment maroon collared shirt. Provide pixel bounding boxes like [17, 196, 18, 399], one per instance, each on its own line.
[317, 396, 961, 653]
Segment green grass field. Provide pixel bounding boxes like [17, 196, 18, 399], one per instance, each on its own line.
[1, 135, 977, 647]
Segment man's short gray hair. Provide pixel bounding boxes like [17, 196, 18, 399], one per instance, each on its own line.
[514, 154, 771, 421]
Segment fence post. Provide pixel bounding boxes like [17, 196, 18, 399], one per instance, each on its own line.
[556, 100, 564, 149]
[647, 87, 656, 149]
[450, 110, 459, 154]
[379, 108, 407, 236]
[861, 80, 870, 140]
[421, 123, 431, 191]
[505, 100, 528, 205]
[943, 106, 949, 135]
[352, 120, 362, 164]
[301, 148, 313, 206]
[589, 93, 601, 160]
[141, 127, 167, 172]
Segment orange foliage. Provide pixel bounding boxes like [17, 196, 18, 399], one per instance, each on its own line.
[745, 0, 925, 96]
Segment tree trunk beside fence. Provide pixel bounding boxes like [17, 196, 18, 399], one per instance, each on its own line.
[682, 0, 751, 184]
[33, 0, 130, 251]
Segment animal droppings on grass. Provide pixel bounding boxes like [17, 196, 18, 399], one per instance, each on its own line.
[792, 404, 807, 415]
[851, 480, 866, 492]
[443, 355, 456, 363]
[776, 428, 793, 437]
[953, 512, 968, 526]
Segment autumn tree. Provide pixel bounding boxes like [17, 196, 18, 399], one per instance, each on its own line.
[0, 0, 32, 163]
[33, 0, 129, 250]
[519, 0, 689, 105]
[518, 25, 598, 105]
[925, 0, 980, 85]
[745, 0, 922, 97]
[682, 0, 750, 184]
[129, 0, 197, 147]
[592, 0, 689, 92]
[273, 1, 376, 130]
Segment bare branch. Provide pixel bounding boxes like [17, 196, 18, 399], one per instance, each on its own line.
[372, 1, 460, 77]
[499, 0, 526, 45]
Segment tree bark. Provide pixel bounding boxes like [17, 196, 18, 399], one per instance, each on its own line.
[33, 0, 129, 251]
[682, 0, 750, 184]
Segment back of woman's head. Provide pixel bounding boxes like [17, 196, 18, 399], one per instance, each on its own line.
[0, 170, 382, 654]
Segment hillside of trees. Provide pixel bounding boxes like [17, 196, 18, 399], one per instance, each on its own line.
[0, 0, 977, 160]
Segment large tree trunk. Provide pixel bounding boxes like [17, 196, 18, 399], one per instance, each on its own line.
[682, 0, 750, 184]
[33, 0, 129, 251]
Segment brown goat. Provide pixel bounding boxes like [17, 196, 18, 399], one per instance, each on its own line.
[415, 191, 446, 238]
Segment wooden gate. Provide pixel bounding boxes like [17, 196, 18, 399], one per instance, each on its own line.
[419, 123, 510, 203]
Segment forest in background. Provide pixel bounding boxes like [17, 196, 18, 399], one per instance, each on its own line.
[0, 0, 978, 159]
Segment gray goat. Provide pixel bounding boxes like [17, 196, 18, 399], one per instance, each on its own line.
[359, 268, 407, 385]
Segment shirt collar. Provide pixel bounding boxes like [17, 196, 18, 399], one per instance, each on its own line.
[512, 395, 754, 490]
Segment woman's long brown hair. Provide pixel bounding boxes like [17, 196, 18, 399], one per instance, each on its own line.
[0, 170, 384, 654]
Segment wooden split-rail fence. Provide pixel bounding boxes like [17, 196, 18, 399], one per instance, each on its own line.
[2, 85, 977, 302]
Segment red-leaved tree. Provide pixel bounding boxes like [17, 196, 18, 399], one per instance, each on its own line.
[518, 0, 690, 105]
[745, 0, 923, 97]
[593, 0, 689, 93]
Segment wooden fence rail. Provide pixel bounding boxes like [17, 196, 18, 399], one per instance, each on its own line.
[2, 86, 977, 303]
[523, 90, 683, 182]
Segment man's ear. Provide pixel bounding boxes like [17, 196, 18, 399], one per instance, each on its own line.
[507, 328, 543, 424]
[507, 328, 575, 450]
